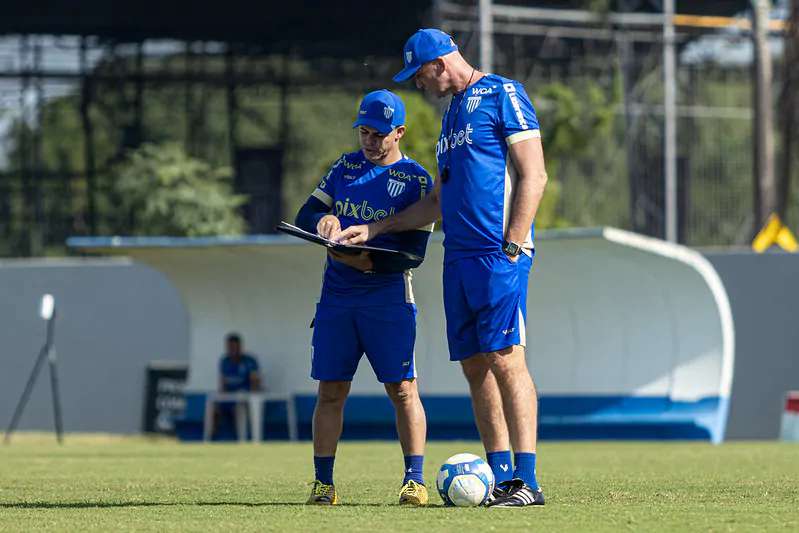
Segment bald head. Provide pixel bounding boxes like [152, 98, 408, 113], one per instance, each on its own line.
[413, 51, 483, 98]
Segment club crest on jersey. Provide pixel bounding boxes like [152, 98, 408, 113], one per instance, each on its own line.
[387, 178, 406, 197]
[466, 96, 481, 113]
[384, 106, 394, 119]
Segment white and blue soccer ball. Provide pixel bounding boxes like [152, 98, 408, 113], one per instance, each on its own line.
[436, 453, 495, 507]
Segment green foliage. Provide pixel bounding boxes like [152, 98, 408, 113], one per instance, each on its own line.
[534, 179, 570, 228]
[4, 44, 793, 252]
[582, 0, 612, 18]
[396, 90, 439, 176]
[538, 81, 617, 165]
[0, 50, 623, 254]
[281, 90, 361, 219]
[533, 78, 620, 229]
[113, 143, 247, 236]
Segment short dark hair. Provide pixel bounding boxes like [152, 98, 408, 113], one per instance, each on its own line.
[225, 332, 242, 344]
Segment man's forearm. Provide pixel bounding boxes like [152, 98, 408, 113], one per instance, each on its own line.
[505, 138, 548, 244]
[336, 181, 440, 245]
[505, 170, 547, 244]
[295, 196, 330, 234]
[374, 192, 440, 235]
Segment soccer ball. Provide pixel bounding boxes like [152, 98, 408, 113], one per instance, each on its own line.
[436, 453, 495, 507]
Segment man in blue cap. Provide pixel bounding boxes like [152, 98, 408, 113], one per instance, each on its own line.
[338, 30, 548, 507]
[294, 89, 434, 506]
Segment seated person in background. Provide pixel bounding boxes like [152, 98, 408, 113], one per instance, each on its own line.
[214, 333, 261, 438]
[219, 332, 261, 392]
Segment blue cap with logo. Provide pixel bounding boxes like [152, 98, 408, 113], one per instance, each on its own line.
[352, 89, 406, 134]
[393, 28, 458, 82]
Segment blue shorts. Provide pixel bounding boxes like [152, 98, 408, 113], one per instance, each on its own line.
[311, 303, 417, 383]
[443, 251, 533, 361]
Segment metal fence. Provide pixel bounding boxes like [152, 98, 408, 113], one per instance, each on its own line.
[0, 6, 796, 256]
[0, 36, 390, 256]
[441, 1, 796, 247]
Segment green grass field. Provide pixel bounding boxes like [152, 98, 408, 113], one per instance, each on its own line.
[1, 435, 797, 532]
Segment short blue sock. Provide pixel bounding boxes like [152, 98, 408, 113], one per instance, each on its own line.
[403, 455, 424, 485]
[513, 452, 538, 490]
[486, 450, 513, 484]
[314, 455, 335, 485]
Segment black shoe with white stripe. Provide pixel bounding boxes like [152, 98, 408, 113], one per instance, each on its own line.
[487, 478, 545, 507]
[486, 479, 515, 505]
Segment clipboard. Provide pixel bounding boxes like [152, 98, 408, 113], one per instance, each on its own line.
[276, 221, 422, 262]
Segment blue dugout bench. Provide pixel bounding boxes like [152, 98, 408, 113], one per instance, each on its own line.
[174, 393, 723, 442]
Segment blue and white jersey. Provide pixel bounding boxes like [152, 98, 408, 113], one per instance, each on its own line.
[311, 150, 434, 307]
[219, 354, 259, 392]
[435, 74, 540, 262]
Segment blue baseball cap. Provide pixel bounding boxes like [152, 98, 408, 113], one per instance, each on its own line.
[352, 89, 406, 134]
[393, 28, 458, 82]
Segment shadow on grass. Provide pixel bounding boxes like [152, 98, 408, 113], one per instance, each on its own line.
[0, 501, 447, 509]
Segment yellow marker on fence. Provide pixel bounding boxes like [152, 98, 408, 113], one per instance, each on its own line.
[672, 14, 786, 32]
[752, 214, 799, 253]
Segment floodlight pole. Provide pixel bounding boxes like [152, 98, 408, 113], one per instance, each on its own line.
[663, 0, 678, 243]
[752, 0, 776, 231]
[479, 0, 493, 73]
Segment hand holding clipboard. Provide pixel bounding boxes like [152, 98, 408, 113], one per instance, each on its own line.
[275, 221, 422, 262]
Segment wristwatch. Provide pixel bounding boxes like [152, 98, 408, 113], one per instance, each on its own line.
[502, 240, 523, 257]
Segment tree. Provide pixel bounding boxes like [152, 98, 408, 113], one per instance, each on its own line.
[0, 49, 622, 254]
[533, 79, 619, 228]
[113, 143, 247, 236]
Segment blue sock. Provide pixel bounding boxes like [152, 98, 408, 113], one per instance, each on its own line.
[314, 456, 335, 485]
[513, 452, 539, 490]
[486, 450, 513, 484]
[403, 455, 425, 485]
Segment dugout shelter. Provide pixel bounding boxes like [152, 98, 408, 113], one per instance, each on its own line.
[69, 227, 735, 443]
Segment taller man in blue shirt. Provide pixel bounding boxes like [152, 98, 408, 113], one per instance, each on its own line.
[338, 29, 548, 507]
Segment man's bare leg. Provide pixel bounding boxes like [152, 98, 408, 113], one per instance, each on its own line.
[312, 380, 351, 456]
[307, 380, 351, 504]
[384, 378, 426, 457]
[460, 354, 515, 486]
[485, 345, 537, 453]
[385, 378, 428, 505]
[460, 354, 511, 452]
[483, 344, 544, 506]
